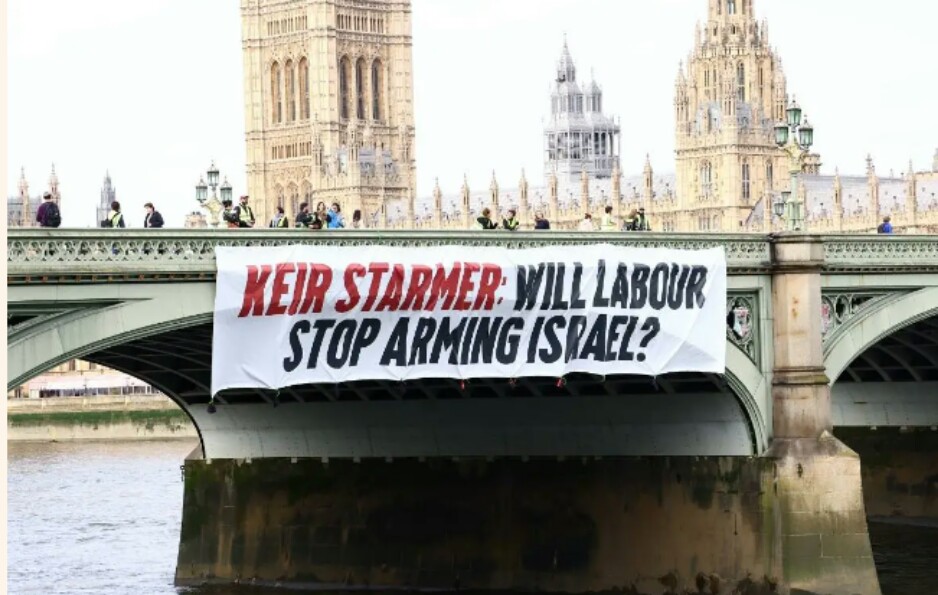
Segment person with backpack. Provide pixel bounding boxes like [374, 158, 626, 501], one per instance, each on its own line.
[877, 216, 893, 234]
[36, 192, 61, 228]
[105, 201, 125, 228]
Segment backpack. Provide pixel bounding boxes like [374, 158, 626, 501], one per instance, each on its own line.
[876, 223, 886, 234]
[44, 202, 62, 228]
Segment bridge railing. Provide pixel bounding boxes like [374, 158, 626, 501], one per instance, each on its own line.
[6, 229, 938, 282]
[6, 229, 774, 281]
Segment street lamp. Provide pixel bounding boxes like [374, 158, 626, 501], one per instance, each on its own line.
[195, 161, 232, 228]
[772, 97, 815, 231]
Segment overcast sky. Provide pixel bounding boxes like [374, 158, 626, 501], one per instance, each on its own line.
[7, 0, 937, 227]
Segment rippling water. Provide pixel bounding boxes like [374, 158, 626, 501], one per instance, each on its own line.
[7, 440, 937, 594]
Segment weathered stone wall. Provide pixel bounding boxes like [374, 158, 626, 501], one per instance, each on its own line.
[176, 456, 783, 593]
[6, 395, 197, 442]
[768, 434, 881, 595]
[837, 427, 938, 521]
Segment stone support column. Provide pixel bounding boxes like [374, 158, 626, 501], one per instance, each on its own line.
[770, 234, 830, 439]
[768, 234, 881, 595]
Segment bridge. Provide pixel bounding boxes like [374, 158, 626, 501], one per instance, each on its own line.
[8, 229, 938, 595]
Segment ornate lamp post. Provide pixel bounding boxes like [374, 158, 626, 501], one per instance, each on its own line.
[195, 161, 233, 228]
[772, 98, 815, 231]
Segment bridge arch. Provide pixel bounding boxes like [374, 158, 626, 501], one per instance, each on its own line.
[825, 287, 938, 384]
[825, 287, 938, 427]
[9, 283, 768, 459]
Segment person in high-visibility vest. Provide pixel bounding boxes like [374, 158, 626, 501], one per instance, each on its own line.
[269, 206, 289, 228]
[601, 206, 618, 231]
[237, 195, 256, 228]
[502, 209, 520, 231]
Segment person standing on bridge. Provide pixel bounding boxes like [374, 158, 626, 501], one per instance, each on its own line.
[143, 203, 164, 228]
[295, 203, 313, 229]
[502, 209, 520, 231]
[236, 195, 256, 228]
[269, 206, 289, 229]
[634, 207, 651, 231]
[601, 206, 618, 231]
[326, 203, 345, 229]
[105, 201, 125, 228]
[36, 192, 61, 228]
[477, 208, 498, 230]
[877, 216, 893, 234]
[222, 199, 240, 229]
[534, 211, 550, 230]
[578, 213, 595, 232]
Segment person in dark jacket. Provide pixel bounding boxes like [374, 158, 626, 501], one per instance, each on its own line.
[633, 207, 651, 231]
[144, 203, 164, 228]
[534, 212, 550, 230]
[295, 202, 314, 228]
[36, 192, 61, 228]
[477, 208, 498, 230]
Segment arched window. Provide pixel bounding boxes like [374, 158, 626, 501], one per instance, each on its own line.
[371, 59, 382, 121]
[302, 182, 313, 212]
[700, 162, 713, 198]
[271, 61, 282, 124]
[742, 161, 751, 201]
[274, 184, 284, 210]
[766, 162, 774, 190]
[736, 63, 745, 102]
[339, 56, 351, 120]
[355, 58, 366, 120]
[285, 60, 295, 122]
[727, 0, 736, 15]
[299, 58, 309, 120]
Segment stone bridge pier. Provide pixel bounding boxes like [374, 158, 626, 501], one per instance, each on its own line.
[10, 230, 938, 595]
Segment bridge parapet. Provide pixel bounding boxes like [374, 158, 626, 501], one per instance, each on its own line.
[7, 229, 777, 282]
[8, 230, 938, 283]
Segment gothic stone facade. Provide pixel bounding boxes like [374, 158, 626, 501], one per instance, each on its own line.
[241, 0, 416, 228]
[412, 0, 936, 233]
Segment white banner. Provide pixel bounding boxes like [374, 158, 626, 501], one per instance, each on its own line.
[211, 245, 727, 396]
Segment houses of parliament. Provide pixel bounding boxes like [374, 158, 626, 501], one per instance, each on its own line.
[241, 0, 937, 233]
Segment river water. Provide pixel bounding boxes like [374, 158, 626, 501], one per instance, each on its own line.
[7, 440, 938, 594]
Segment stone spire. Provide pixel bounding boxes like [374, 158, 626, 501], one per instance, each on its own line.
[867, 155, 880, 221]
[433, 178, 443, 228]
[557, 34, 576, 83]
[48, 163, 60, 201]
[643, 154, 654, 205]
[489, 170, 499, 214]
[612, 159, 622, 221]
[833, 167, 844, 231]
[906, 160, 918, 227]
[18, 167, 28, 194]
[18, 167, 30, 227]
[461, 174, 471, 229]
[519, 169, 530, 228]
[933, 147, 938, 172]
